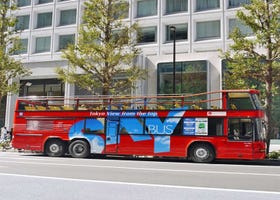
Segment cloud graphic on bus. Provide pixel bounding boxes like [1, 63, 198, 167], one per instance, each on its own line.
[154, 136, 170, 153]
[90, 136, 104, 153]
[68, 119, 105, 153]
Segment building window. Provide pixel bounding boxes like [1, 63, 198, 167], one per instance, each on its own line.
[157, 60, 207, 95]
[137, 26, 157, 44]
[19, 79, 64, 97]
[15, 15, 30, 30]
[59, 9, 77, 26]
[137, 0, 157, 18]
[166, 0, 188, 14]
[14, 39, 28, 55]
[37, 12, 52, 28]
[17, 0, 31, 7]
[35, 36, 51, 53]
[58, 34, 75, 50]
[166, 24, 188, 42]
[196, 0, 220, 11]
[38, 0, 53, 4]
[228, 0, 251, 8]
[114, 2, 129, 19]
[229, 18, 253, 37]
[196, 20, 220, 41]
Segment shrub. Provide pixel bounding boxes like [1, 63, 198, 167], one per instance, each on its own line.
[268, 151, 280, 159]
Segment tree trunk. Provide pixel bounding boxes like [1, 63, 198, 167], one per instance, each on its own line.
[265, 61, 273, 154]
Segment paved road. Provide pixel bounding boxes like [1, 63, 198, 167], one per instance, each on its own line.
[0, 152, 280, 200]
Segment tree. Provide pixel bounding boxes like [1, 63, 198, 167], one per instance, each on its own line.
[57, 0, 147, 95]
[221, 0, 280, 153]
[0, 1, 30, 113]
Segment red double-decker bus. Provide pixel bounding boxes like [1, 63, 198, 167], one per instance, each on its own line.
[12, 89, 266, 163]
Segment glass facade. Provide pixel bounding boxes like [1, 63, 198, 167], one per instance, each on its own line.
[19, 79, 64, 96]
[137, 0, 157, 18]
[157, 60, 207, 95]
[59, 9, 77, 26]
[196, 20, 220, 41]
[35, 36, 51, 53]
[37, 12, 53, 28]
[166, 0, 188, 14]
[166, 24, 188, 42]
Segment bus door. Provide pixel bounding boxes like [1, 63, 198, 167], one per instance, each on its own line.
[105, 119, 119, 153]
[224, 118, 254, 159]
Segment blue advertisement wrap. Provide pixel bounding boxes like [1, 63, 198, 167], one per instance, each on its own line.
[68, 107, 188, 154]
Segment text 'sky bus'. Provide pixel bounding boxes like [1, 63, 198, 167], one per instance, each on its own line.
[12, 90, 266, 163]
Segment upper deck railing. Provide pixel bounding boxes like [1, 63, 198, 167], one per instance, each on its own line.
[15, 89, 261, 111]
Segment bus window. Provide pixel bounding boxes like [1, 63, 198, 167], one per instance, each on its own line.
[208, 118, 223, 136]
[228, 118, 253, 141]
[228, 92, 255, 110]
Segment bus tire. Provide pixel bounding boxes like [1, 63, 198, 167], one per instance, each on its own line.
[189, 143, 215, 163]
[45, 139, 66, 157]
[69, 140, 90, 158]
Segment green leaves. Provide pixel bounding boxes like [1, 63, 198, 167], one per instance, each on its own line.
[222, 0, 280, 149]
[58, 0, 146, 95]
[0, 0, 30, 104]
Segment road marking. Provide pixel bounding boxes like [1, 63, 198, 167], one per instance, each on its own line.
[1, 159, 280, 177]
[0, 172, 280, 196]
[1, 152, 279, 170]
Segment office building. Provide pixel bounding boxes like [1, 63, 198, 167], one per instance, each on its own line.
[4, 0, 251, 129]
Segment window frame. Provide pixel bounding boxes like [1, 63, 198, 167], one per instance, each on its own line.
[58, 34, 75, 51]
[137, 26, 157, 44]
[15, 15, 30, 31]
[196, 20, 221, 41]
[136, 0, 158, 18]
[165, 0, 188, 15]
[166, 24, 188, 42]
[35, 36, 51, 53]
[59, 9, 77, 26]
[36, 12, 53, 29]
[195, 0, 220, 12]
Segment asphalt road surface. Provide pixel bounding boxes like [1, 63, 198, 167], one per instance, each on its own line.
[0, 151, 280, 200]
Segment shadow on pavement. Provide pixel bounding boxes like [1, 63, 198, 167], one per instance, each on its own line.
[12, 150, 280, 166]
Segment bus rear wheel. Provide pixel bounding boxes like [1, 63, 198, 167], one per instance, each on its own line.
[189, 143, 215, 163]
[45, 139, 66, 157]
[69, 140, 90, 158]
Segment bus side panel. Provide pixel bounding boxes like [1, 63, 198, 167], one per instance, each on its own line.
[12, 113, 73, 152]
[12, 117, 44, 152]
[116, 135, 221, 158]
[116, 134, 154, 155]
[252, 141, 266, 160]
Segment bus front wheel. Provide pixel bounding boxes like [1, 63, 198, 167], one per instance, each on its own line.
[189, 143, 215, 163]
[69, 140, 90, 158]
[45, 139, 66, 157]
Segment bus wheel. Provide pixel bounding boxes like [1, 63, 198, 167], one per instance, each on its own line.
[69, 140, 90, 158]
[189, 143, 215, 163]
[45, 139, 66, 157]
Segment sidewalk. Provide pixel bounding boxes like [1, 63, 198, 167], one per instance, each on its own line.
[0, 147, 18, 152]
